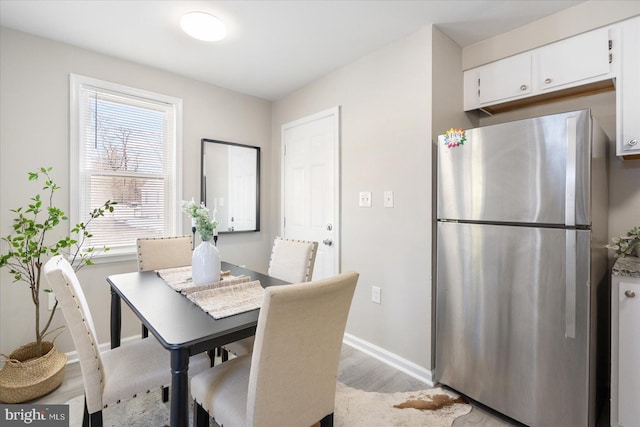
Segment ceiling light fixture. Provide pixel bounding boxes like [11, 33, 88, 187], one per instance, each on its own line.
[180, 11, 227, 42]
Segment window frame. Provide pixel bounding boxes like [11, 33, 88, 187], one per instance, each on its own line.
[69, 74, 183, 262]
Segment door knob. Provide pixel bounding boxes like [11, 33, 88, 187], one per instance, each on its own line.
[625, 290, 636, 298]
[323, 239, 333, 246]
[628, 139, 638, 147]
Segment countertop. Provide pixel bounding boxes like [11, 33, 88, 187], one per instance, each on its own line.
[612, 256, 640, 278]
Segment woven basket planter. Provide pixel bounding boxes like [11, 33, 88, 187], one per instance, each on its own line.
[0, 341, 67, 403]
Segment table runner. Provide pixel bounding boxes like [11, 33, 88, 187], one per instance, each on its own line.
[156, 266, 251, 294]
[187, 280, 264, 319]
[155, 266, 263, 318]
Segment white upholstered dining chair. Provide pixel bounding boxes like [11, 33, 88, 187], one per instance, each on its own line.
[44, 255, 209, 427]
[136, 235, 193, 272]
[136, 235, 193, 338]
[222, 236, 319, 359]
[136, 235, 198, 401]
[191, 271, 359, 427]
[266, 236, 319, 283]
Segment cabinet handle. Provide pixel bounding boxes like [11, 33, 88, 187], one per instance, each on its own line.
[628, 139, 638, 147]
[520, 84, 528, 91]
[544, 78, 552, 84]
[625, 290, 636, 298]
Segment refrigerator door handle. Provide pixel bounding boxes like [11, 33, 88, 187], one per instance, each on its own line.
[565, 116, 577, 227]
[565, 229, 577, 339]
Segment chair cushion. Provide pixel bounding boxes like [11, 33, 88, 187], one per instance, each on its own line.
[191, 355, 251, 427]
[101, 338, 170, 407]
[223, 336, 255, 357]
[267, 238, 316, 283]
[102, 338, 210, 408]
[137, 236, 193, 272]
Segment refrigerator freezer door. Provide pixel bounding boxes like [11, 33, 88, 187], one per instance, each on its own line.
[437, 109, 591, 226]
[436, 222, 592, 426]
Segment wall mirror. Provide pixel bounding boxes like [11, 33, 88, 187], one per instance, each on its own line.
[201, 139, 260, 233]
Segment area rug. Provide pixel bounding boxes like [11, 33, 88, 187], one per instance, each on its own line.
[333, 382, 471, 427]
[67, 382, 471, 426]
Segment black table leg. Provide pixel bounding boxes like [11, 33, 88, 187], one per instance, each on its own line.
[170, 348, 190, 427]
[110, 288, 121, 349]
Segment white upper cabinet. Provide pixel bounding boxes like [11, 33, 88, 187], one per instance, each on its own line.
[477, 54, 532, 105]
[616, 16, 640, 157]
[464, 17, 640, 158]
[464, 27, 614, 111]
[535, 28, 611, 91]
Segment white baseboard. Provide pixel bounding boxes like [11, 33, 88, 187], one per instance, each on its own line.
[343, 333, 434, 387]
[64, 335, 140, 365]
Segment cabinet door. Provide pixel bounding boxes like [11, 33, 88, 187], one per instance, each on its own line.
[463, 68, 481, 111]
[618, 280, 640, 427]
[536, 28, 610, 91]
[617, 16, 640, 156]
[477, 54, 532, 105]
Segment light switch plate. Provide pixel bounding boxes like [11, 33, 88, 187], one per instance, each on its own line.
[372, 286, 381, 304]
[383, 191, 394, 208]
[359, 191, 372, 208]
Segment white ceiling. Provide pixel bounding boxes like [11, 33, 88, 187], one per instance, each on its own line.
[0, 0, 585, 101]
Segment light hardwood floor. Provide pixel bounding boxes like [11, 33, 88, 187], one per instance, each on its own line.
[30, 343, 609, 426]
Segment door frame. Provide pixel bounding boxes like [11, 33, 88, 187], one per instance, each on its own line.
[280, 106, 341, 275]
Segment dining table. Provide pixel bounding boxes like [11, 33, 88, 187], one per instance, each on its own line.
[107, 261, 289, 427]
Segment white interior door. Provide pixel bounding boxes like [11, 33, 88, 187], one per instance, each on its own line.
[282, 107, 339, 280]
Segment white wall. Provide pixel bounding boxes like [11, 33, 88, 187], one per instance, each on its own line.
[272, 26, 435, 374]
[0, 27, 273, 356]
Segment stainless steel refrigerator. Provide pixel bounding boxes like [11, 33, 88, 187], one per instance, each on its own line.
[435, 109, 609, 427]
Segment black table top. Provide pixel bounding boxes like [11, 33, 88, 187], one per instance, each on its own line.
[107, 261, 289, 355]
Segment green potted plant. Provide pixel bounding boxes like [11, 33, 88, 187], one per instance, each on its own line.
[0, 167, 115, 403]
[606, 226, 640, 258]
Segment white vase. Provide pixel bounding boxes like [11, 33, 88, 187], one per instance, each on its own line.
[192, 240, 221, 285]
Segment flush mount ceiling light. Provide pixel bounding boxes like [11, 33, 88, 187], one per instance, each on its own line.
[180, 11, 227, 42]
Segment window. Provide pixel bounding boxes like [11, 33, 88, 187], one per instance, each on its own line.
[70, 74, 182, 260]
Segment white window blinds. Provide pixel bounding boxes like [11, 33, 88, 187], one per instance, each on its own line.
[70, 74, 182, 258]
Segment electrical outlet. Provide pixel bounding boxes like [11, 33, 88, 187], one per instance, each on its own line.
[371, 286, 381, 304]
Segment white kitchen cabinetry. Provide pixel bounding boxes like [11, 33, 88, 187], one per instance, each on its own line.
[464, 28, 613, 112]
[535, 28, 610, 92]
[616, 16, 640, 157]
[611, 258, 640, 427]
[463, 54, 532, 110]
[464, 16, 640, 159]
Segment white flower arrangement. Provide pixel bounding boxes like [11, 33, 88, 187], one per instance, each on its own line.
[181, 200, 218, 242]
